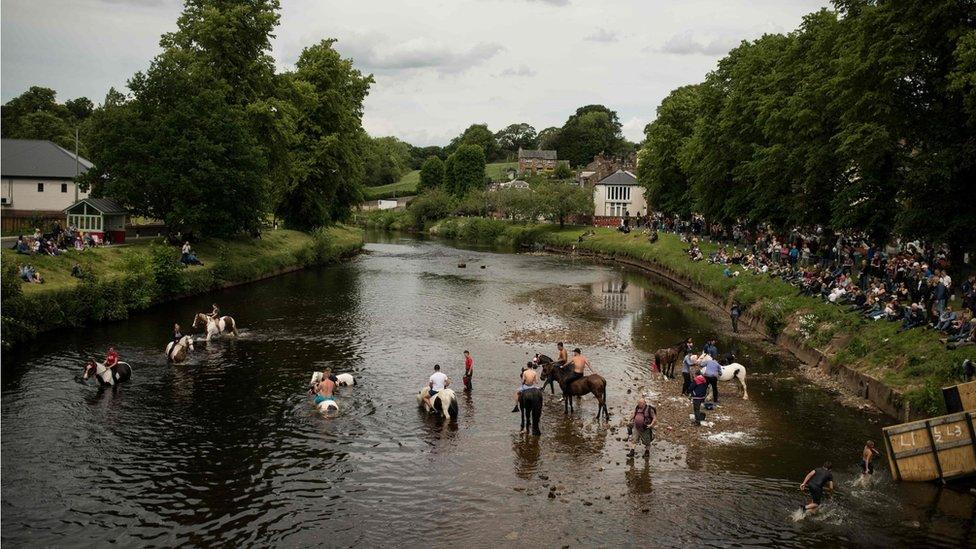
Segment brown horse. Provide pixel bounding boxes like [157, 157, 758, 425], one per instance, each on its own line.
[540, 361, 609, 421]
[653, 338, 693, 380]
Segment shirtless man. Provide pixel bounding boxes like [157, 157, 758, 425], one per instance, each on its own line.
[547, 342, 569, 398]
[563, 348, 594, 397]
[313, 369, 336, 407]
[860, 440, 881, 475]
[512, 364, 539, 412]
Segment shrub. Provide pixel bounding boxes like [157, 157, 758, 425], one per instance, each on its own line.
[408, 189, 456, 227]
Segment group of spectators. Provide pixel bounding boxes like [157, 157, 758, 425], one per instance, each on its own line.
[9, 221, 107, 286]
[648, 213, 976, 350]
[13, 222, 103, 258]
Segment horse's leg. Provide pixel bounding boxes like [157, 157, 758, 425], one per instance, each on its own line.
[738, 369, 749, 400]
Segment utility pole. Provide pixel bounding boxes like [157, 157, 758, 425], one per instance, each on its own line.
[74, 127, 80, 202]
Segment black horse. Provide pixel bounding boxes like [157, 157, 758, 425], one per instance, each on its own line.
[530, 354, 560, 394]
[519, 388, 543, 436]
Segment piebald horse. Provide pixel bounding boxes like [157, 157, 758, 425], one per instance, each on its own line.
[166, 335, 195, 363]
[417, 387, 459, 420]
[82, 360, 132, 388]
[192, 313, 238, 342]
[698, 354, 749, 399]
[308, 372, 355, 413]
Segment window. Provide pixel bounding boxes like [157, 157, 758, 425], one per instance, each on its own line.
[61, 183, 68, 193]
[37, 183, 44, 192]
[605, 186, 631, 202]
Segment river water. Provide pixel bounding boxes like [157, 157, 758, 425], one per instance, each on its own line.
[2, 233, 974, 548]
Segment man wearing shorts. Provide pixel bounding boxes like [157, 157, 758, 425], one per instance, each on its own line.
[423, 364, 449, 409]
[800, 462, 834, 511]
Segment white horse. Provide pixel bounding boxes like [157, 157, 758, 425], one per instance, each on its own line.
[192, 312, 238, 342]
[165, 335, 195, 363]
[699, 354, 749, 399]
[417, 387, 459, 420]
[82, 360, 132, 388]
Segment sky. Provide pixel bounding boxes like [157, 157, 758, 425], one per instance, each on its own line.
[1, 0, 830, 146]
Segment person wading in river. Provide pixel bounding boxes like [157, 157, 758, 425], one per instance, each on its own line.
[627, 396, 657, 458]
[462, 350, 473, 392]
[800, 462, 834, 512]
[512, 363, 539, 412]
[861, 441, 881, 475]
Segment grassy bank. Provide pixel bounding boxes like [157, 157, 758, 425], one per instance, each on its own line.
[415, 218, 966, 416]
[1, 226, 363, 349]
[362, 162, 519, 201]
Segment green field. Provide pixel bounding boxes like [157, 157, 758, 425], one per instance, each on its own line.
[363, 162, 519, 201]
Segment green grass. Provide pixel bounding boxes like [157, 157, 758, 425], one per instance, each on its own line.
[362, 162, 519, 201]
[424, 219, 969, 416]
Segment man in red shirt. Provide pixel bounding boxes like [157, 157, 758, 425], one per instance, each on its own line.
[462, 350, 473, 392]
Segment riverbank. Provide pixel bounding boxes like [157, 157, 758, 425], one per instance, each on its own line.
[1, 226, 364, 349]
[405, 216, 967, 419]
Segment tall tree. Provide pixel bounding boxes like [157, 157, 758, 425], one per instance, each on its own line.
[535, 180, 593, 228]
[445, 144, 486, 197]
[448, 124, 499, 161]
[637, 84, 701, 218]
[494, 123, 537, 155]
[553, 105, 627, 167]
[419, 156, 445, 192]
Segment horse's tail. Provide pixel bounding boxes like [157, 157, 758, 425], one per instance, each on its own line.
[448, 396, 459, 420]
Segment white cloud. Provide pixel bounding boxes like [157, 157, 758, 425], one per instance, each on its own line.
[2, 0, 830, 147]
[659, 31, 741, 56]
[584, 28, 618, 43]
[499, 65, 537, 77]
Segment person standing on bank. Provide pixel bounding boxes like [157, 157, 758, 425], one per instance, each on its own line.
[730, 301, 742, 333]
[700, 355, 723, 403]
[690, 374, 709, 425]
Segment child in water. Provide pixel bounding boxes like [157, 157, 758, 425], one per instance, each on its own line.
[861, 440, 881, 475]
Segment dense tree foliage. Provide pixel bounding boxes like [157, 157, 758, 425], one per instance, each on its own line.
[494, 123, 537, 157]
[638, 1, 976, 257]
[548, 105, 632, 167]
[69, 0, 372, 236]
[534, 180, 593, 228]
[1, 86, 93, 153]
[444, 144, 487, 197]
[447, 124, 500, 161]
[363, 136, 411, 187]
[419, 155, 445, 192]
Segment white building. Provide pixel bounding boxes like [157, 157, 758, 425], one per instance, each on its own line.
[592, 170, 646, 226]
[1, 139, 92, 219]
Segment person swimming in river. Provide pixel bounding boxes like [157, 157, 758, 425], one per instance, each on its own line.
[800, 462, 834, 512]
[512, 362, 539, 412]
[861, 441, 881, 475]
[313, 368, 337, 406]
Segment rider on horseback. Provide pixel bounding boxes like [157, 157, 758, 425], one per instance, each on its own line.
[168, 324, 183, 361]
[313, 368, 337, 406]
[422, 364, 449, 410]
[209, 303, 220, 320]
[512, 363, 539, 413]
[564, 348, 594, 396]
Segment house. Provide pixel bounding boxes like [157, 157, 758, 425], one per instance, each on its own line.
[592, 170, 646, 227]
[64, 197, 128, 243]
[517, 148, 559, 174]
[489, 179, 530, 192]
[579, 152, 636, 187]
[1, 139, 92, 232]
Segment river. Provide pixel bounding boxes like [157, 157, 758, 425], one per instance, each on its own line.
[2, 233, 974, 548]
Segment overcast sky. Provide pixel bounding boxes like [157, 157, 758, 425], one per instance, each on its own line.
[2, 0, 829, 145]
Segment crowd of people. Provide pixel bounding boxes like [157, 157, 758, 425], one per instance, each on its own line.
[12, 222, 104, 258]
[648, 213, 976, 350]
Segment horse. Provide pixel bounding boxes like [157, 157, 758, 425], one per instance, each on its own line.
[519, 388, 543, 436]
[699, 353, 749, 399]
[82, 360, 132, 388]
[531, 354, 558, 394]
[417, 387, 459, 420]
[165, 335, 195, 363]
[653, 339, 693, 380]
[192, 312, 238, 342]
[309, 371, 356, 387]
[540, 361, 609, 421]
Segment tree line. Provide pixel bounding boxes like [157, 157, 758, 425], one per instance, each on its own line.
[637, 1, 975, 259]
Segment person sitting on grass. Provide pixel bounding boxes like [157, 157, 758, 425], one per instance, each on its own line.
[18, 264, 43, 284]
[180, 241, 204, 266]
[935, 306, 957, 332]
